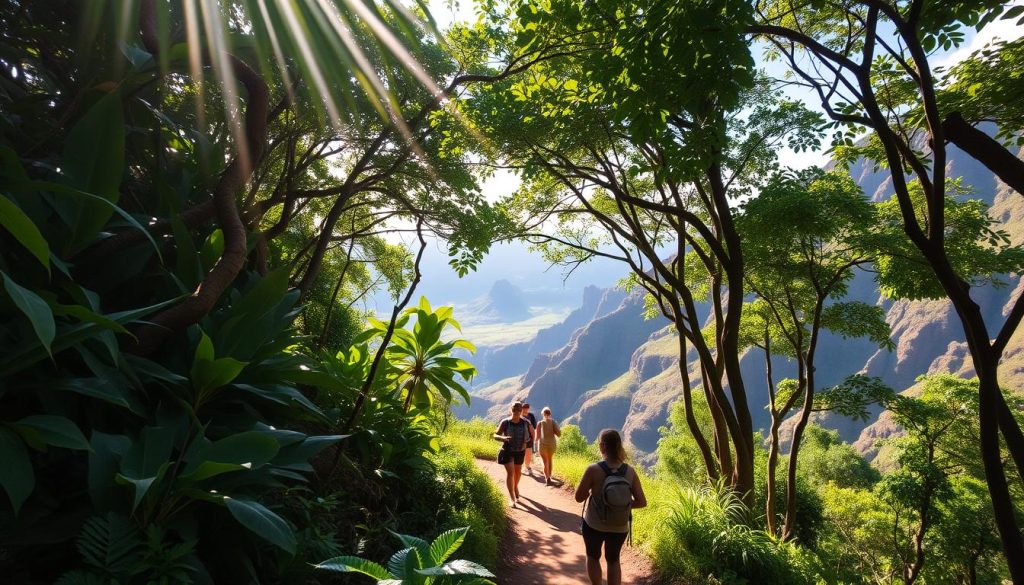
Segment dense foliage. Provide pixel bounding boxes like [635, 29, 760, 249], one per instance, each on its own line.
[3, 0, 1024, 583]
[0, 1, 507, 582]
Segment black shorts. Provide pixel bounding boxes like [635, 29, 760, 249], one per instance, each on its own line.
[582, 520, 628, 563]
[497, 449, 525, 465]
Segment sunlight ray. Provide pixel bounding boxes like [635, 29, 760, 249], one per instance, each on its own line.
[312, 0, 428, 163]
[198, 0, 251, 170]
[273, 0, 345, 132]
[255, 0, 296, 109]
[183, 0, 208, 131]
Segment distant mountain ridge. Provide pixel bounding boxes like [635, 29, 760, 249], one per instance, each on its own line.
[461, 279, 532, 324]
[464, 142, 1024, 463]
[471, 285, 625, 386]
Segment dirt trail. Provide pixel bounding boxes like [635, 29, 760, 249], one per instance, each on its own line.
[474, 458, 661, 585]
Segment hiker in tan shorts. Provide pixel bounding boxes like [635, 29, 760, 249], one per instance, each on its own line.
[535, 406, 561, 484]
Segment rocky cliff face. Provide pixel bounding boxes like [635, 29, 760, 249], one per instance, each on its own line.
[467, 145, 1024, 461]
[472, 285, 625, 385]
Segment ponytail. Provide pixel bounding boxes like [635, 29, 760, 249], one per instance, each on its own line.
[599, 428, 627, 462]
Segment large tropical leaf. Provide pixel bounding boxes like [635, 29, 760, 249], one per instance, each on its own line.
[2, 272, 55, 356]
[0, 427, 34, 514]
[225, 497, 297, 554]
[0, 295, 183, 376]
[0, 193, 50, 271]
[54, 90, 125, 254]
[387, 546, 417, 578]
[428, 527, 468, 565]
[315, 555, 392, 579]
[415, 559, 495, 577]
[10, 415, 91, 451]
[197, 431, 280, 469]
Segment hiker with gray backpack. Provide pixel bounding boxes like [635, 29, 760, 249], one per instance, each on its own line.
[574, 428, 647, 585]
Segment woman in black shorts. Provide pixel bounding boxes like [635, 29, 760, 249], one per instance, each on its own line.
[493, 401, 534, 507]
[574, 429, 647, 585]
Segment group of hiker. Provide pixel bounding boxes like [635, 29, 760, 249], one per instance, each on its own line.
[492, 400, 647, 585]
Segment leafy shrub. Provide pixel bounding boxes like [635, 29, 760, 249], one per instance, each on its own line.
[558, 424, 595, 456]
[798, 425, 879, 490]
[398, 449, 507, 569]
[650, 485, 819, 585]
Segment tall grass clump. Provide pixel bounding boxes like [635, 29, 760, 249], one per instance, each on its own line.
[444, 418, 500, 458]
[650, 484, 819, 585]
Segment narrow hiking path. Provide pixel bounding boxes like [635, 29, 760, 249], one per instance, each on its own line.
[474, 458, 661, 585]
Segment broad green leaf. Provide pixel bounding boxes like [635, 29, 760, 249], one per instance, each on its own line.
[51, 303, 128, 334]
[191, 357, 247, 395]
[171, 215, 201, 288]
[388, 547, 416, 578]
[225, 497, 296, 554]
[2, 272, 55, 356]
[10, 181, 163, 261]
[115, 472, 160, 513]
[0, 427, 34, 514]
[453, 339, 476, 353]
[391, 531, 429, 551]
[272, 435, 346, 468]
[198, 431, 280, 469]
[194, 332, 215, 363]
[416, 559, 495, 577]
[11, 415, 91, 450]
[234, 383, 324, 415]
[315, 556, 392, 579]
[177, 461, 247, 484]
[428, 527, 468, 564]
[88, 432, 131, 509]
[121, 426, 176, 478]
[0, 193, 50, 271]
[56, 90, 125, 252]
[200, 229, 224, 272]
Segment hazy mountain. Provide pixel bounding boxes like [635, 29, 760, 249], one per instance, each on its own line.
[462, 279, 532, 324]
[463, 141, 1024, 462]
[470, 285, 626, 386]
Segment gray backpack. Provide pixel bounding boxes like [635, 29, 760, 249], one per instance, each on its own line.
[594, 461, 632, 526]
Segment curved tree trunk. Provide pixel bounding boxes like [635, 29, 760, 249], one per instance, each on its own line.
[132, 0, 270, 356]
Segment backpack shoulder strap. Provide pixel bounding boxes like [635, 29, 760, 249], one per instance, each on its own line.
[597, 461, 612, 476]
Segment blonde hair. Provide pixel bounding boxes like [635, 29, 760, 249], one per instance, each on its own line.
[599, 429, 627, 462]
[542, 406, 552, 415]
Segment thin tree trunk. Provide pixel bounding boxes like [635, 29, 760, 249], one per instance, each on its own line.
[782, 300, 823, 541]
[676, 327, 718, 480]
[708, 161, 755, 504]
[764, 334, 780, 536]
